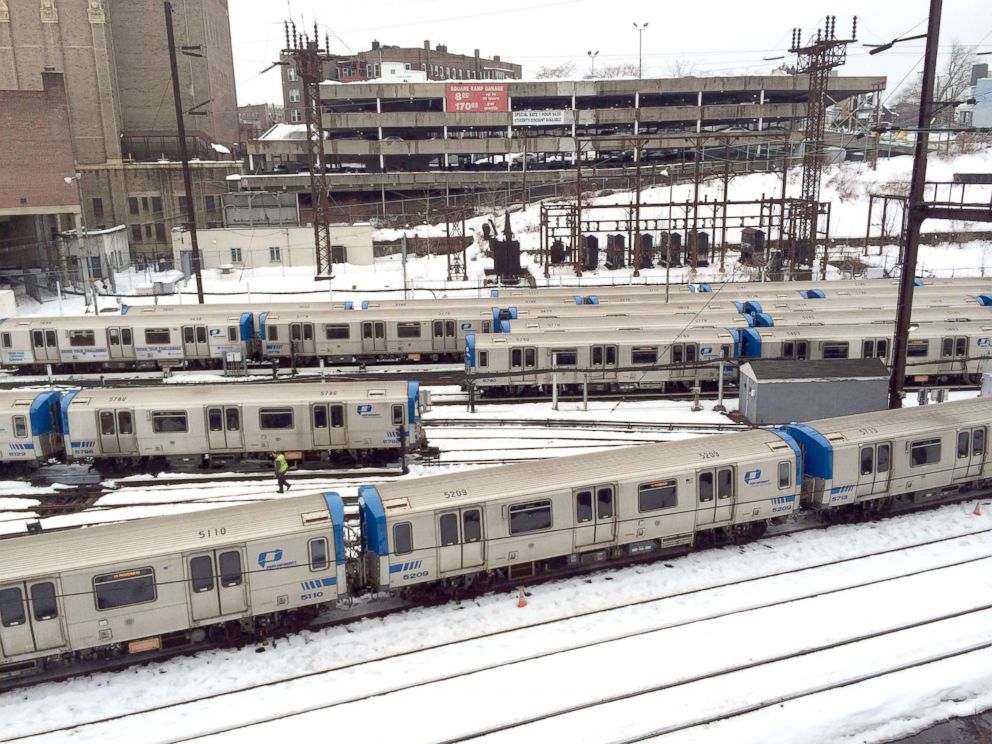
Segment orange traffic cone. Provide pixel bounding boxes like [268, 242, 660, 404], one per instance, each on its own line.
[974, 501, 983, 517]
[516, 586, 527, 609]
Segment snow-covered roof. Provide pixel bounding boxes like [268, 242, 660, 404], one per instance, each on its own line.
[259, 123, 308, 141]
[210, 142, 232, 155]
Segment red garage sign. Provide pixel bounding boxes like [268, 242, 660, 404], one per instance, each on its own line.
[445, 83, 509, 113]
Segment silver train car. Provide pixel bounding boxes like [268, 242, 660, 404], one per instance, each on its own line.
[358, 428, 801, 592]
[0, 493, 346, 676]
[0, 391, 63, 469]
[60, 381, 423, 466]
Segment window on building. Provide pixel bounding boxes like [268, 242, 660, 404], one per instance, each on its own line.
[290, 110, 302, 123]
[141, 196, 149, 211]
[155, 223, 166, 241]
[151, 411, 188, 433]
[151, 195, 162, 215]
[230, 247, 243, 263]
[204, 195, 217, 213]
[638, 480, 678, 512]
[131, 224, 142, 243]
[144, 223, 152, 238]
[260, 408, 294, 429]
[508, 500, 552, 534]
[269, 246, 281, 262]
[287, 67, 298, 81]
[92, 198, 104, 219]
[404, 63, 412, 70]
[289, 88, 301, 103]
[93, 567, 156, 610]
[128, 197, 139, 215]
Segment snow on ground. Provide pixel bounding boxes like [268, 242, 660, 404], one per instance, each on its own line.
[3, 500, 989, 743]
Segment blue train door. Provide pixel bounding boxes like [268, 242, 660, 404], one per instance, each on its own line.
[437, 508, 484, 574]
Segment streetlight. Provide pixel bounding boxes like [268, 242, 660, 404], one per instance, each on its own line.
[587, 50, 599, 78]
[660, 168, 674, 302]
[633, 23, 648, 79]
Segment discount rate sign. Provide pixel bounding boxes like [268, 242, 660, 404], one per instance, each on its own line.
[445, 83, 509, 113]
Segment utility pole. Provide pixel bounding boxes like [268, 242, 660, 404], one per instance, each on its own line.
[633, 23, 648, 79]
[788, 15, 857, 272]
[165, 1, 204, 304]
[887, 0, 942, 408]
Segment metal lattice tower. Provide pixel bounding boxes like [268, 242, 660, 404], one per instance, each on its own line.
[789, 15, 856, 269]
[286, 23, 333, 277]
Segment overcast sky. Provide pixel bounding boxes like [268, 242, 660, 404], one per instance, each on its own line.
[230, 0, 992, 106]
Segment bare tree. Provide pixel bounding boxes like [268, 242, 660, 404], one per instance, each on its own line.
[891, 41, 977, 128]
[667, 57, 699, 77]
[534, 61, 576, 79]
[584, 62, 639, 79]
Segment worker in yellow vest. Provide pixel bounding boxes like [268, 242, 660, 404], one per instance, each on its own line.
[272, 451, 291, 493]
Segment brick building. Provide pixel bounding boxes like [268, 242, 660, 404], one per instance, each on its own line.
[238, 103, 284, 146]
[0, 0, 242, 268]
[281, 38, 522, 123]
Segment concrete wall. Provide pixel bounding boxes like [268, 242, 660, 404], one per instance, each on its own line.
[173, 224, 374, 269]
[739, 375, 888, 425]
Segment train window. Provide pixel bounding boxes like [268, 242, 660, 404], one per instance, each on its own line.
[717, 468, 733, 500]
[508, 500, 552, 534]
[576, 490, 593, 523]
[331, 405, 344, 428]
[109, 328, 120, 346]
[860, 446, 874, 475]
[606, 346, 617, 365]
[226, 408, 240, 431]
[291, 324, 301, 342]
[511, 349, 522, 368]
[196, 327, 207, 344]
[482, 320, 492, 333]
[32, 330, 44, 348]
[958, 432, 970, 459]
[220, 551, 243, 587]
[68, 330, 96, 348]
[309, 539, 329, 571]
[478, 351, 489, 368]
[190, 556, 215, 593]
[13, 415, 27, 438]
[260, 408, 294, 430]
[698, 472, 714, 503]
[597, 488, 614, 519]
[446, 321, 456, 337]
[100, 411, 115, 435]
[439, 513, 459, 545]
[942, 338, 954, 358]
[433, 321, 443, 338]
[822, 343, 849, 359]
[862, 340, 874, 358]
[632, 346, 658, 364]
[393, 522, 413, 554]
[673, 345, 684, 364]
[325, 324, 350, 340]
[876, 339, 888, 358]
[146, 329, 171, 345]
[228, 328, 238, 342]
[392, 404, 403, 426]
[463, 509, 482, 543]
[374, 323, 385, 339]
[182, 327, 194, 343]
[0, 587, 25, 627]
[910, 438, 942, 467]
[93, 567, 156, 610]
[592, 346, 603, 365]
[974, 429, 986, 456]
[209, 409, 223, 432]
[362, 323, 373, 339]
[152, 411, 188, 433]
[876, 444, 890, 473]
[685, 344, 697, 363]
[638, 480, 677, 512]
[117, 411, 133, 435]
[268, 326, 279, 341]
[303, 324, 313, 341]
[1, 332, 11, 348]
[397, 322, 421, 338]
[313, 406, 328, 429]
[778, 461, 791, 489]
[907, 340, 929, 357]
[525, 348, 537, 367]
[796, 341, 809, 360]
[956, 337, 968, 357]
[31, 582, 58, 621]
[552, 349, 577, 366]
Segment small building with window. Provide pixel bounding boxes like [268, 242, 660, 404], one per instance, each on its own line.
[738, 358, 889, 425]
[171, 224, 374, 272]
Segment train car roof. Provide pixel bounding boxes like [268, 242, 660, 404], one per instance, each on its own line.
[0, 493, 338, 577]
[472, 326, 739, 346]
[0, 315, 245, 330]
[63, 381, 411, 408]
[751, 320, 992, 339]
[369, 429, 792, 514]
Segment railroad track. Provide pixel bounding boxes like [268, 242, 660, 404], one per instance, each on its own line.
[425, 417, 750, 432]
[8, 518, 989, 736]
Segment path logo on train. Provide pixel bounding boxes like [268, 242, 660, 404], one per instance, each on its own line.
[744, 469, 770, 487]
[356, 404, 380, 417]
